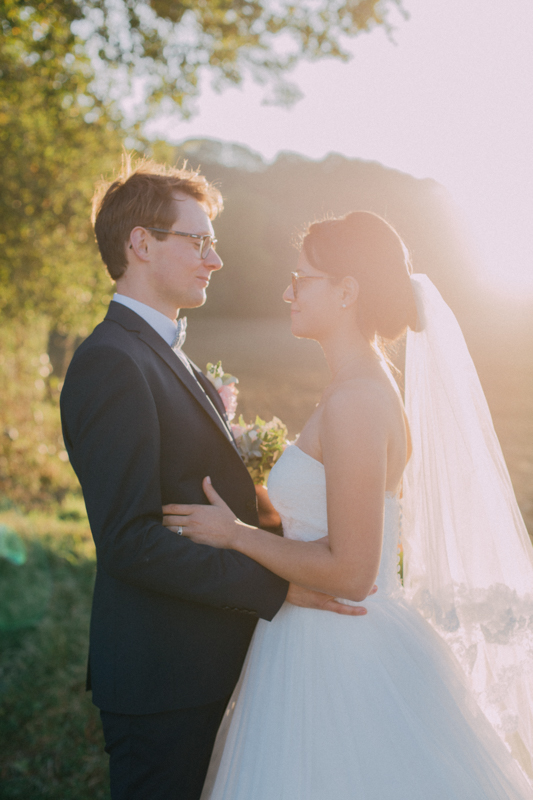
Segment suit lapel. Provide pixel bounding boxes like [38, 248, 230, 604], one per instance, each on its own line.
[106, 302, 240, 454]
[192, 364, 232, 422]
[142, 331, 241, 450]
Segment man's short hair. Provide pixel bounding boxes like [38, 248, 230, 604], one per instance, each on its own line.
[92, 155, 223, 280]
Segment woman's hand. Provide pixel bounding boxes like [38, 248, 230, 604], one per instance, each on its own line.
[162, 477, 255, 549]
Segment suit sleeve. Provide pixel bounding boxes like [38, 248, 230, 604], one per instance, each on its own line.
[60, 344, 288, 620]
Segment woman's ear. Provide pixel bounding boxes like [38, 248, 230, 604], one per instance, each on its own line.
[340, 276, 359, 309]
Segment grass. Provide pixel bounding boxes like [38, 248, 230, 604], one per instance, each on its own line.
[0, 506, 109, 799]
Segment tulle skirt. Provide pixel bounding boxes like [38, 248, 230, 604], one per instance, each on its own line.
[202, 594, 531, 799]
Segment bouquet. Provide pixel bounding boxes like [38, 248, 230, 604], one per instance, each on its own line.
[230, 414, 288, 485]
[206, 361, 289, 485]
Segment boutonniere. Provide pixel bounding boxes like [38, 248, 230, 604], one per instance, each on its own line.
[206, 361, 239, 422]
[206, 361, 289, 485]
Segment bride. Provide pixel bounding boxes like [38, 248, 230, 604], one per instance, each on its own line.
[163, 211, 533, 798]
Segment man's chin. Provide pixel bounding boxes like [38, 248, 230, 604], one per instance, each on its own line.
[179, 291, 208, 309]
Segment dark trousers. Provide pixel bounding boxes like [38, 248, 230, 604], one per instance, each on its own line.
[100, 695, 231, 800]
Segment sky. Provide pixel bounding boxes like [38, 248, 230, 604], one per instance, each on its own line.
[145, 0, 533, 297]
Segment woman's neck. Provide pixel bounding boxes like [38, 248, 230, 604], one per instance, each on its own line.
[320, 327, 379, 384]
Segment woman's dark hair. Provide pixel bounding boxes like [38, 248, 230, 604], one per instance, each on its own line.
[302, 211, 418, 342]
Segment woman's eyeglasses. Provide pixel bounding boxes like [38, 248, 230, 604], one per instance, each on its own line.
[291, 272, 325, 299]
[146, 227, 217, 259]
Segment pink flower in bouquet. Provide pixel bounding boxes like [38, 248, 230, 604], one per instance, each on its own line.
[231, 421, 248, 439]
[218, 383, 238, 421]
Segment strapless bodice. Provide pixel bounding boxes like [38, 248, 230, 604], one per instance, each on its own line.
[267, 444, 403, 597]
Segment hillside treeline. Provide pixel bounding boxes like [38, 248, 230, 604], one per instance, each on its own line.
[170, 139, 480, 324]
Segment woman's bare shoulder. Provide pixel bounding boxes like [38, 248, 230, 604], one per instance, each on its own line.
[317, 379, 393, 462]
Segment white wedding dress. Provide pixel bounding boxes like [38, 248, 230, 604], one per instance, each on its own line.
[202, 443, 531, 799]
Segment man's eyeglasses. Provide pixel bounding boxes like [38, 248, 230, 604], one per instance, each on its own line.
[291, 272, 325, 299]
[146, 227, 217, 259]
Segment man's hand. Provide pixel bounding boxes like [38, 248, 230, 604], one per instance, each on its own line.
[286, 583, 378, 616]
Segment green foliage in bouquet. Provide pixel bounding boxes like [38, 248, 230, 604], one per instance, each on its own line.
[233, 415, 289, 486]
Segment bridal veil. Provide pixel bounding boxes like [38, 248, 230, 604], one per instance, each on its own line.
[403, 275, 533, 780]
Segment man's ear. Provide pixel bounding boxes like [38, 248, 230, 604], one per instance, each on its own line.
[129, 227, 151, 262]
[340, 275, 359, 309]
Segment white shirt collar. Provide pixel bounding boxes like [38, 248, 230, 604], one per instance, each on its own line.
[112, 294, 178, 347]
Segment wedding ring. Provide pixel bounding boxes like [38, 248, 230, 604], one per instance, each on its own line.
[177, 526, 183, 536]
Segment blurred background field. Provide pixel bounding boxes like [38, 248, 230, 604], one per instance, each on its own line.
[186, 313, 533, 539]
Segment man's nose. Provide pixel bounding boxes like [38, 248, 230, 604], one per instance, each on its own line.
[205, 249, 223, 271]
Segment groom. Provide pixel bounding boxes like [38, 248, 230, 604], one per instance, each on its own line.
[60, 159, 368, 800]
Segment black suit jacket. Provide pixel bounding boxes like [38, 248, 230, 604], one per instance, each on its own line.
[60, 302, 288, 714]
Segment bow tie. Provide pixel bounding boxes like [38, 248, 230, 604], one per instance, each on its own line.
[171, 317, 187, 351]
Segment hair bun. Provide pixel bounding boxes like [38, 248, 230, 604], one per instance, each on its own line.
[303, 211, 418, 342]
